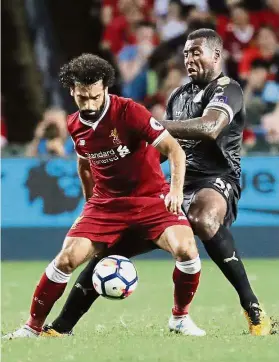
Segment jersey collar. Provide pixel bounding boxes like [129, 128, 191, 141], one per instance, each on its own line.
[79, 92, 111, 130]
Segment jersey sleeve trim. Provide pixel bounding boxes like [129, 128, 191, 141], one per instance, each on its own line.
[151, 129, 169, 147]
[205, 102, 233, 123]
[76, 151, 87, 159]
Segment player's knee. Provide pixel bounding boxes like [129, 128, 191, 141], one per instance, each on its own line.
[172, 236, 198, 262]
[55, 249, 78, 274]
[188, 209, 220, 240]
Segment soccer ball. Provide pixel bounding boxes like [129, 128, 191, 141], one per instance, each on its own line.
[92, 255, 138, 300]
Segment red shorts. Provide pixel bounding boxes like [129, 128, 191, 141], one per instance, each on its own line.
[67, 195, 190, 245]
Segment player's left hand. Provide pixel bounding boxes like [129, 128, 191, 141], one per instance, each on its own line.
[164, 190, 183, 215]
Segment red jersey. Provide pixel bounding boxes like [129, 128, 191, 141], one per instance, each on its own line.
[68, 95, 169, 198]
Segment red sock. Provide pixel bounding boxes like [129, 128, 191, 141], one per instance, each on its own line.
[172, 265, 200, 316]
[26, 272, 68, 333]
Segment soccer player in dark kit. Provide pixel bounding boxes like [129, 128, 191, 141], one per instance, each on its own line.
[3, 54, 206, 339]
[41, 29, 271, 337]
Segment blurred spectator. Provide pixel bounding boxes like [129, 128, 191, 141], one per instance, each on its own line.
[242, 127, 257, 154]
[250, 0, 279, 31]
[243, 59, 270, 125]
[223, 4, 255, 80]
[155, 0, 208, 16]
[25, 108, 74, 157]
[145, 67, 184, 119]
[102, 0, 156, 55]
[262, 102, 279, 148]
[157, 1, 187, 41]
[118, 21, 156, 101]
[239, 26, 279, 80]
[1, 118, 8, 149]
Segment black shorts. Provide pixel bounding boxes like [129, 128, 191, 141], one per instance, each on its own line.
[182, 177, 240, 227]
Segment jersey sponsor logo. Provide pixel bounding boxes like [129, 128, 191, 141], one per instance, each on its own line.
[117, 145, 130, 158]
[150, 117, 164, 131]
[193, 90, 204, 103]
[109, 128, 121, 145]
[84, 145, 131, 164]
[217, 76, 230, 86]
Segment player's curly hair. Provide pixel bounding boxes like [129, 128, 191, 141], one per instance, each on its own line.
[59, 53, 115, 89]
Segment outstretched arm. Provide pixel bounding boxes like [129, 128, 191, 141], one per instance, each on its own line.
[77, 157, 94, 201]
[159, 109, 229, 140]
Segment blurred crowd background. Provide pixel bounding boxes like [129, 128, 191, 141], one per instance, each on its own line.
[1, 0, 279, 157]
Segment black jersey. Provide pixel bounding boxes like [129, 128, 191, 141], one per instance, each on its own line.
[165, 74, 245, 186]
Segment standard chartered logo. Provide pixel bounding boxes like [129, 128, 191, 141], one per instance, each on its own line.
[117, 145, 130, 158]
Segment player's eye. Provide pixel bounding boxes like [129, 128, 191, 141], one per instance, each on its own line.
[194, 52, 200, 56]
[78, 96, 87, 101]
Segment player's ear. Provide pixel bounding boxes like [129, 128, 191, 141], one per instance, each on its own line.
[70, 88, 74, 96]
[214, 49, 221, 63]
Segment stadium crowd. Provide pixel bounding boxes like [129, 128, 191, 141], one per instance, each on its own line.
[1, 0, 279, 156]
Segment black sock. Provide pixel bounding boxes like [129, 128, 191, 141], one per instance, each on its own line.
[51, 235, 157, 333]
[203, 225, 258, 310]
[52, 257, 100, 333]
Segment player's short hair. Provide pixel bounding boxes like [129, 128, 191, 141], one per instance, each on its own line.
[251, 58, 269, 70]
[59, 53, 115, 89]
[187, 28, 223, 50]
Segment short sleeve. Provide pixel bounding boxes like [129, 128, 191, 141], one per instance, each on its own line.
[203, 77, 243, 123]
[126, 100, 169, 147]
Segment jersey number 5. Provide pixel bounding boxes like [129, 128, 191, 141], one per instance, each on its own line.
[213, 178, 232, 199]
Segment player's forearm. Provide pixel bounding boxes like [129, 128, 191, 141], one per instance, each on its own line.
[167, 144, 186, 193]
[160, 116, 220, 140]
[77, 158, 94, 201]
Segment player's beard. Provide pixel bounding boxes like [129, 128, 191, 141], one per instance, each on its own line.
[80, 97, 106, 123]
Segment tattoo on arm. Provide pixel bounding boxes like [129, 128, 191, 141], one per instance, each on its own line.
[159, 109, 229, 140]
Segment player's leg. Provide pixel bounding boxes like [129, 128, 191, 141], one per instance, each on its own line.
[154, 224, 205, 336]
[44, 234, 157, 336]
[187, 187, 271, 335]
[3, 236, 105, 339]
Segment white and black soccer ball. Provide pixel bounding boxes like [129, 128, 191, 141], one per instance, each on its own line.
[92, 255, 138, 300]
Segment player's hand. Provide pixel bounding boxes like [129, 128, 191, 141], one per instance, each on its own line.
[164, 190, 183, 215]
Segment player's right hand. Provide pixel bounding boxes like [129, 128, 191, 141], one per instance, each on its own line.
[164, 190, 183, 215]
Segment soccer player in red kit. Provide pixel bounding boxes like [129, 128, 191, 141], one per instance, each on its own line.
[4, 54, 205, 339]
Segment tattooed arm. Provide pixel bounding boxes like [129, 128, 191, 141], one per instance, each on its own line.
[159, 109, 229, 140]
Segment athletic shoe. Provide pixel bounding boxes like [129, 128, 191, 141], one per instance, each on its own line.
[41, 324, 73, 337]
[169, 314, 206, 336]
[2, 325, 39, 339]
[244, 303, 271, 336]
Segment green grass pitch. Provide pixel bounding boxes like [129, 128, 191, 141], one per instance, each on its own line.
[2, 259, 279, 362]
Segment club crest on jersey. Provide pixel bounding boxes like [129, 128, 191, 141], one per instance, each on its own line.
[217, 76, 230, 86]
[109, 128, 121, 145]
